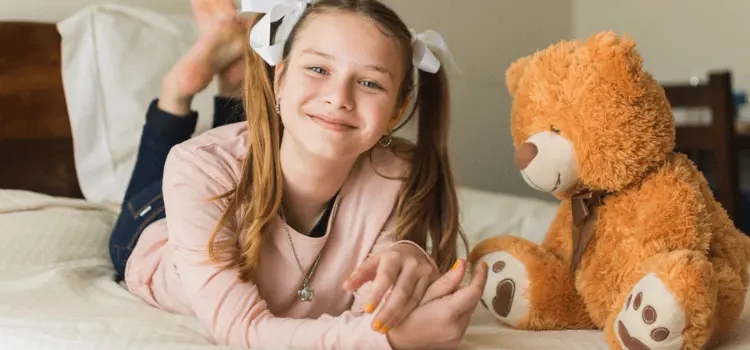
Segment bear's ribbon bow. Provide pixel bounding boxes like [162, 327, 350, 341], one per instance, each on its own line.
[569, 188, 609, 280]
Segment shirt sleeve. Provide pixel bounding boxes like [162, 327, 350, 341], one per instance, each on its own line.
[161, 145, 395, 350]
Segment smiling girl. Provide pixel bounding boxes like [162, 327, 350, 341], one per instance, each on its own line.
[108, 0, 487, 348]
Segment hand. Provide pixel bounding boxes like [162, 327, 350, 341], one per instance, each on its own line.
[343, 243, 441, 332]
[386, 260, 489, 350]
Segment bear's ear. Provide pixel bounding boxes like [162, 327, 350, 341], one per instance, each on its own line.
[584, 30, 644, 80]
[506, 56, 531, 97]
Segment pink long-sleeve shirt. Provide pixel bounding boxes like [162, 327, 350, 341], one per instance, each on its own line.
[124, 122, 428, 349]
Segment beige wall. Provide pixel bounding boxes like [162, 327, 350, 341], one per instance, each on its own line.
[573, 0, 749, 96]
[1, 0, 573, 201]
[383, 0, 571, 201]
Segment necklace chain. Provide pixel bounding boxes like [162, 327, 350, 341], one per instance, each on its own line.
[279, 196, 339, 302]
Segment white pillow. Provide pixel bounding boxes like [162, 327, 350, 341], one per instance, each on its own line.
[57, 3, 219, 205]
[457, 186, 559, 258]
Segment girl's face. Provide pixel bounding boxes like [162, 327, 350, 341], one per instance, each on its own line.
[274, 11, 406, 161]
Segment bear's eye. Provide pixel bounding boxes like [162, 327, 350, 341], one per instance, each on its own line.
[550, 125, 561, 134]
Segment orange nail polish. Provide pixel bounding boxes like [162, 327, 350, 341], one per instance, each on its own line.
[482, 261, 489, 270]
[365, 304, 375, 313]
[452, 260, 460, 270]
[379, 325, 391, 333]
[373, 320, 382, 331]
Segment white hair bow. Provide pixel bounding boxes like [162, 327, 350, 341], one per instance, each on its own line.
[239, 0, 461, 75]
[240, 0, 312, 66]
[411, 29, 462, 75]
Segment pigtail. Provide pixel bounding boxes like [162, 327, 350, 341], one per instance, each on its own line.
[209, 14, 284, 281]
[393, 68, 466, 273]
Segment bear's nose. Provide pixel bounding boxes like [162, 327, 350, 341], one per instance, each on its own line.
[514, 142, 538, 170]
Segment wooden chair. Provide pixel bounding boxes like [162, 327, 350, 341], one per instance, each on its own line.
[661, 71, 742, 221]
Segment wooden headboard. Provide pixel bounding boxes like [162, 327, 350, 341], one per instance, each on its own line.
[0, 21, 83, 198]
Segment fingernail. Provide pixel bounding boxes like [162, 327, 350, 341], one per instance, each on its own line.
[379, 325, 391, 334]
[365, 304, 375, 313]
[373, 320, 382, 331]
[482, 261, 488, 270]
[452, 260, 460, 270]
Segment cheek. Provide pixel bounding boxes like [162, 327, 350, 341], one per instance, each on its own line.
[282, 74, 317, 103]
[358, 97, 397, 137]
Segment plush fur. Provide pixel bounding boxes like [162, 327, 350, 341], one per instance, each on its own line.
[469, 31, 750, 350]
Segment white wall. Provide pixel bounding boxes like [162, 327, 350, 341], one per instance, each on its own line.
[573, 0, 749, 95]
[383, 0, 571, 201]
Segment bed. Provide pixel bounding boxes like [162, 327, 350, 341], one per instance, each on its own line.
[0, 11, 749, 350]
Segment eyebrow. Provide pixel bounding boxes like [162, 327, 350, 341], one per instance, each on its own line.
[301, 48, 393, 78]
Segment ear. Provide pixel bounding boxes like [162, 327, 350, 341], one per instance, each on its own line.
[505, 56, 531, 97]
[273, 62, 286, 96]
[584, 31, 644, 80]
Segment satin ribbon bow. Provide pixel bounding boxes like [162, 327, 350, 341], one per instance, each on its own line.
[569, 189, 609, 279]
[410, 29, 462, 75]
[240, 0, 312, 66]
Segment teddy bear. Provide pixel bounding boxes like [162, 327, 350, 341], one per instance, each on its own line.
[468, 31, 750, 350]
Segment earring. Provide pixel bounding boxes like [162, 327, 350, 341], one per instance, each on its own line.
[275, 99, 281, 115]
[378, 133, 393, 148]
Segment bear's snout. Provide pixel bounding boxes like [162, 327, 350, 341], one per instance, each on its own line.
[514, 142, 538, 170]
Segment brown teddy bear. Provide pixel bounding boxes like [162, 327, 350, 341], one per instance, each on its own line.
[468, 31, 750, 350]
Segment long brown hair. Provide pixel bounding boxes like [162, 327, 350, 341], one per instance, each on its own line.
[209, 0, 465, 281]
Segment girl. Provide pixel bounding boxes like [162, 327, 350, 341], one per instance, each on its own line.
[108, 0, 487, 349]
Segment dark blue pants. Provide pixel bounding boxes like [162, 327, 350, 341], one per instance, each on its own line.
[109, 97, 244, 282]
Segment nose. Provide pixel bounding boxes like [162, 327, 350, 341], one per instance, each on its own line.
[324, 78, 355, 110]
[514, 142, 538, 170]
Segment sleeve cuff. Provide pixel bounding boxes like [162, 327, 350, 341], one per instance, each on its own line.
[213, 96, 245, 127]
[389, 240, 439, 272]
[146, 98, 198, 139]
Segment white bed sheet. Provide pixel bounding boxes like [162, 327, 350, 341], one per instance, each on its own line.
[0, 188, 747, 349]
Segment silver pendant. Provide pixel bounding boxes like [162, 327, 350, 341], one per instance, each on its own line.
[297, 285, 314, 302]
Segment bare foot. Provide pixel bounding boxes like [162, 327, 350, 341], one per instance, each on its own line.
[176, 19, 246, 93]
[191, 0, 239, 34]
[191, 0, 248, 98]
[159, 18, 246, 115]
[218, 59, 245, 98]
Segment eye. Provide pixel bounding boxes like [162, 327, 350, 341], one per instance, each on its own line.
[550, 125, 561, 134]
[360, 80, 382, 90]
[308, 66, 328, 75]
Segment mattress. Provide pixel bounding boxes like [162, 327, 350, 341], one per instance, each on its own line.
[0, 188, 747, 349]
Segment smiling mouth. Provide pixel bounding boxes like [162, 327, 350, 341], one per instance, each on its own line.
[308, 114, 356, 131]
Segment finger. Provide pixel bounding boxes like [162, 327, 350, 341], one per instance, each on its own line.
[420, 259, 466, 306]
[382, 275, 431, 331]
[450, 260, 489, 311]
[371, 261, 417, 332]
[342, 255, 382, 292]
[366, 255, 402, 312]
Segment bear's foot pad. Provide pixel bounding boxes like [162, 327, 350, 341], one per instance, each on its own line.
[614, 273, 685, 350]
[478, 251, 530, 327]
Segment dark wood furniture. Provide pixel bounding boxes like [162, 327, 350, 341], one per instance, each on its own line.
[0, 21, 83, 198]
[662, 71, 748, 221]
